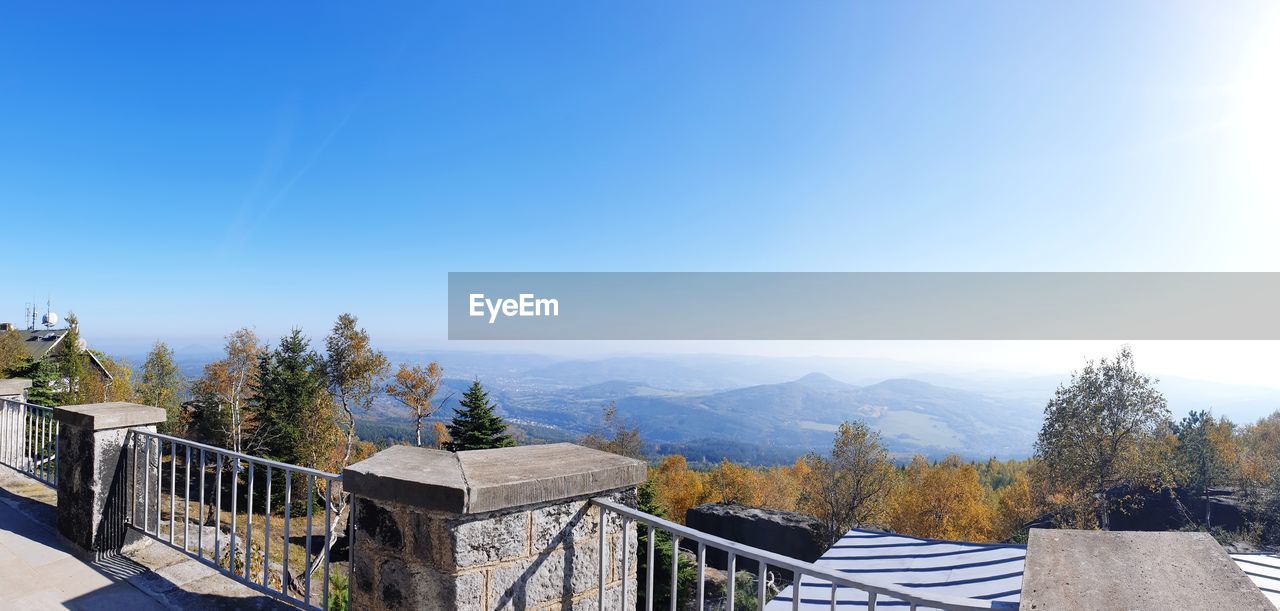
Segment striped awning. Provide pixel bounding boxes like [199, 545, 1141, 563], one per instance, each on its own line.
[1234, 553, 1280, 608]
[768, 528, 1280, 610]
[766, 529, 1025, 609]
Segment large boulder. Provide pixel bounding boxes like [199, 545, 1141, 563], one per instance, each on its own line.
[683, 503, 826, 578]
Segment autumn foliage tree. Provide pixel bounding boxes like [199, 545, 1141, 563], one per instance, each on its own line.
[887, 455, 994, 541]
[798, 421, 893, 543]
[189, 328, 264, 452]
[325, 313, 389, 467]
[137, 341, 185, 433]
[386, 361, 446, 447]
[1034, 346, 1171, 530]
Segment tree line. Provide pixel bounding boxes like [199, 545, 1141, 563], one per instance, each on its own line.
[626, 346, 1280, 550]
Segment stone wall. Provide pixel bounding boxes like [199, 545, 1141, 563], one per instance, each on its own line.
[344, 443, 646, 610]
[53, 402, 166, 554]
[353, 491, 637, 611]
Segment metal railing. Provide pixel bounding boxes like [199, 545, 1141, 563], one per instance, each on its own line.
[593, 498, 1002, 611]
[126, 429, 352, 610]
[0, 398, 58, 487]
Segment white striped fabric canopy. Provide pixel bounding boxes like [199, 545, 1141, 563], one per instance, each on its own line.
[767, 528, 1280, 610]
[766, 529, 1025, 609]
[1234, 553, 1280, 608]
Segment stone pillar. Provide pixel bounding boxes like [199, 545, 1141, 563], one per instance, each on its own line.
[344, 443, 647, 611]
[54, 402, 167, 553]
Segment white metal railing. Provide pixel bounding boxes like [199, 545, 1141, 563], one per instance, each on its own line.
[0, 398, 58, 487]
[126, 429, 352, 610]
[593, 498, 1002, 611]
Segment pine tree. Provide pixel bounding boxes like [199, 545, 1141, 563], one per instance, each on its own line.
[444, 380, 514, 451]
[249, 328, 328, 466]
[58, 313, 87, 405]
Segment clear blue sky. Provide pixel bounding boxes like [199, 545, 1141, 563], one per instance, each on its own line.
[3, 2, 1278, 351]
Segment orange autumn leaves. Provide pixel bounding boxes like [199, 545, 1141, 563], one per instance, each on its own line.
[649, 452, 1037, 543]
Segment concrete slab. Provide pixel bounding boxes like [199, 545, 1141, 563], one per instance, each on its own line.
[459, 442, 648, 513]
[343, 444, 468, 512]
[1021, 528, 1273, 610]
[0, 489, 164, 609]
[343, 442, 646, 514]
[54, 402, 166, 430]
[0, 463, 292, 610]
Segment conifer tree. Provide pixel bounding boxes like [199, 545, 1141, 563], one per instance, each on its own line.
[249, 328, 328, 465]
[58, 313, 87, 405]
[444, 380, 514, 451]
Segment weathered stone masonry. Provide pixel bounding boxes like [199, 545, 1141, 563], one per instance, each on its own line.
[53, 402, 166, 553]
[344, 444, 646, 610]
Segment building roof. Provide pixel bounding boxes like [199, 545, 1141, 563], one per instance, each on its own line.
[17, 328, 69, 360]
[9, 328, 112, 381]
[767, 528, 1279, 610]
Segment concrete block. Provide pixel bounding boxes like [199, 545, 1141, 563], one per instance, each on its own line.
[53, 402, 167, 431]
[1020, 528, 1273, 610]
[344, 443, 645, 515]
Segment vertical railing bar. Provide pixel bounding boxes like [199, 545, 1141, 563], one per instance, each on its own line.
[830, 581, 838, 611]
[598, 503, 607, 610]
[697, 542, 706, 611]
[155, 437, 162, 535]
[199, 449, 206, 560]
[727, 552, 736, 611]
[185, 444, 191, 551]
[2, 400, 8, 467]
[33, 409, 40, 479]
[231, 455, 239, 577]
[757, 560, 767, 611]
[323, 481, 332, 611]
[44, 412, 51, 483]
[868, 591, 878, 611]
[170, 440, 177, 545]
[36, 408, 43, 480]
[305, 475, 313, 607]
[215, 452, 222, 564]
[144, 435, 152, 535]
[670, 533, 680, 611]
[792, 571, 801, 611]
[347, 490, 355, 610]
[622, 516, 631, 611]
[247, 460, 255, 584]
[283, 470, 292, 600]
[645, 524, 655, 611]
[264, 465, 273, 589]
[130, 431, 138, 524]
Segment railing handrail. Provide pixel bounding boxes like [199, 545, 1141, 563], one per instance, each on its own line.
[0, 398, 55, 412]
[593, 497, 1003, 611]
[130, 429, 341, 480]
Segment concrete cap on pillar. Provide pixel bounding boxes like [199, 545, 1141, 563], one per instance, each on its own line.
[53, 402, 168, 431]
[344, 443, 647, 514]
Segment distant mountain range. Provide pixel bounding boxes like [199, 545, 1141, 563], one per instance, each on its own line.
[119, 348, 1280, 464]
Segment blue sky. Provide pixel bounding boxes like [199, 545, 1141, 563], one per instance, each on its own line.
[2, 2, 1278, 362]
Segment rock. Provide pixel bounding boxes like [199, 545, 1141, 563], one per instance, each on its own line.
[683, 503, 826, 578]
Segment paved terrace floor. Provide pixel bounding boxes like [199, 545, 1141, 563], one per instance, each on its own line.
[0, 465, 292, 610]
